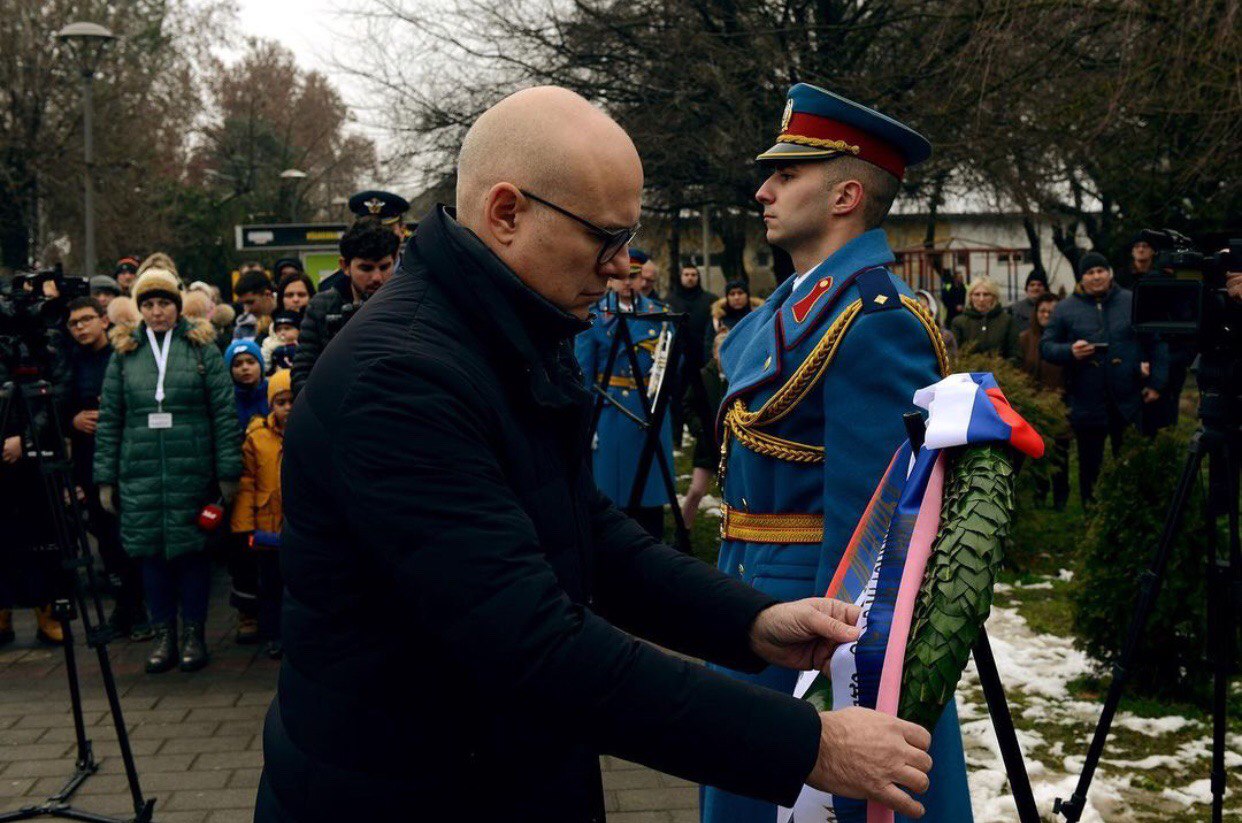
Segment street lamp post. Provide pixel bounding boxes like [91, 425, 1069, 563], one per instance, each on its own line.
[279, 168, 308, 222]
[56, 22, 116, 279]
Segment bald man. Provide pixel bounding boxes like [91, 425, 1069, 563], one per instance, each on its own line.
[256, 87, 933, 823]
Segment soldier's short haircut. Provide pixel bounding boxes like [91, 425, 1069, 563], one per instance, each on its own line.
[234, 270, 274, 298]
[823, 156, 900, 230]
[340, 217, 400, 263]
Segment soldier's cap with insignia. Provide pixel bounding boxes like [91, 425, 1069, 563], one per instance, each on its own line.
[756, 83, 931, 180]
[628, 248, 649, 275]
[347, 190, 410, 225]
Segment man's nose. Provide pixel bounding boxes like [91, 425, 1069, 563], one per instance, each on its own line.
[755, 183, 773, 205]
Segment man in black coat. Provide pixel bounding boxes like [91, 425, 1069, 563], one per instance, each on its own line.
[256, 87, 932, 823]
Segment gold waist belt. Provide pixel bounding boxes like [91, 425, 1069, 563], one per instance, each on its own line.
[597, 374, 639, 390]
[719, 504, 824, 544]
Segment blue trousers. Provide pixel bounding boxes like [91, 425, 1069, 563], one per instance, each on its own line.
[142, 553, 211, 625]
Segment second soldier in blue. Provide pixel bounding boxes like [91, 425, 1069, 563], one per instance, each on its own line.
[704, 84, 973, 822]
[575, 254, 674, 540]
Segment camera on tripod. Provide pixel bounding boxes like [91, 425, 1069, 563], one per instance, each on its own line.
[1131, 229, 1241, 346]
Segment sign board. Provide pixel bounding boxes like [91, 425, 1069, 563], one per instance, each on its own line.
[302, 252, 340, 287]
[235, 224, 347, 252]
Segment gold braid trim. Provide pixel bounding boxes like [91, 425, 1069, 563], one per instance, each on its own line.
[777, 134, 861, 155]
[720, 295, 950, 471]
[720, 505, 824, 544]
[900, 294, 952, 377]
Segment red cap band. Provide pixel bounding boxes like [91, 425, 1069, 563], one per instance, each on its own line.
[781, 112, 907, 179]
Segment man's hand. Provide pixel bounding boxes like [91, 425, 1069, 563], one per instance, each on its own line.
[749, 598, 860, 673]
[1071, 339, 1096, 360]
[1140, 361, 1151, 378]
[99, 484, 117, 515]
[72, 410, 99, 435]
[2, 436, 22, 464]
[807, 708, 933, 818]
[1226, 272, 1241, 303]
[1142, 387, 1160, 403]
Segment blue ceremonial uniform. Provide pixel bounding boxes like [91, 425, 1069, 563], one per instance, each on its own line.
[702, 231, 971, 823]
[575, 293, 674, 508]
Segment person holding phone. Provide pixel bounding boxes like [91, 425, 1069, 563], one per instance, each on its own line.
[1040, 251, 1167, 504]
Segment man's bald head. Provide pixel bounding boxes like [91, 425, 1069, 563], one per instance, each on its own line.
[453, 86, 644, 320]
[456, 87, 640, 223]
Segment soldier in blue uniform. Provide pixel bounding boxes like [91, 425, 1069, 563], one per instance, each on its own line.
[703, 84, 973, 822]
[575, 255, 675, 540]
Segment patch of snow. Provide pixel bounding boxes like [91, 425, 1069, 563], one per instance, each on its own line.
[1057, 569, 1074, 582]
[1015, 581, 1054, 590]
[1161, 778, 1214, 807]
[1111, 715, 1198, 735]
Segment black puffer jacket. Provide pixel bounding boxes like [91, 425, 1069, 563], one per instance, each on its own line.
[256, 206, 820, 822]
[1040, 284, 1167, 426]
[289, 274, 352, 397]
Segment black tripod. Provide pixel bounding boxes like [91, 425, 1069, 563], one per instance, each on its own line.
[1054, 374, 1239, 822]
[0, 380, 154, 823]
[587, 303, 692, 552]
[903, 413, 1041, 823]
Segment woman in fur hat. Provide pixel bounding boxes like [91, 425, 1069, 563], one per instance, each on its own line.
[93, 256, 242, 674]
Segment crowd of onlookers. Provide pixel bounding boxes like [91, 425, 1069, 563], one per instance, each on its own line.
[0, 218, 401, 673]
[0, 226, 1206, 670]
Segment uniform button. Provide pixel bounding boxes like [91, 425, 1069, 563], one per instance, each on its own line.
[737, 563, 745, 576]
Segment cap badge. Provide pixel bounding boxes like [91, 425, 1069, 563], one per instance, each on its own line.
[780, 99, 793, 133]
[364, 197, 385, 215]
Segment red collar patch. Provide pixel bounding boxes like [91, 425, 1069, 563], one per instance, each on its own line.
[792, 276, 834, 324]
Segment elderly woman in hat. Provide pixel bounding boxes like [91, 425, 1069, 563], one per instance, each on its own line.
[94, 254, 241, 674]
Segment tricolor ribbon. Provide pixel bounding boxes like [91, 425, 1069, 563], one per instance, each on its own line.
[779, 374, 1042, 823]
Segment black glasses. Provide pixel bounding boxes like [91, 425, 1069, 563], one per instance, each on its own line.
[519, 189, 639, 266]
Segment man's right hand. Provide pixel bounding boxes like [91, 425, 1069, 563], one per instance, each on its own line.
[73, 410, 99, 434]
[99, 485, 117, 515]
[806, 707, 933, 818]
[1071, 339, 1096, 360]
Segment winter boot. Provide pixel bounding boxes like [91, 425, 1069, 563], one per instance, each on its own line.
[179, 622, 209, 672]
[34, 606, 65, 645]
[0, 610, 13, 648]
[145, 622, 178, 674]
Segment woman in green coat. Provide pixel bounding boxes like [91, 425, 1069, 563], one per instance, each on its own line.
[949, 276, 1020, 361]
[94, 262, 241, 674]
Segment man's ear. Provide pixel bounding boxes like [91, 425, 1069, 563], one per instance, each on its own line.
[482, 183, 523, 247]
[829, 179, 865, 219]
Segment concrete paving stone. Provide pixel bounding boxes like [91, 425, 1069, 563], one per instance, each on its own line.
[132, 753, 198, 773]
[0, 759, 93, 778]
[39, 724, 118, 743]
[135, 770, 232, 792]
[614, 786, 699, 812]
[13, 711, 105, 729]
[0, 728, 50, 746]
[0, 716, 18, 730]
[42, 791, 144, 815]
[214, 720, 263, 739]
[31, 773, 132, 796]
[0, 777, 36, 798]
[184, 706, 266, 723]
[608, 812, 673, 823]
[160, 735, 253, 755]
[602, 756, 646, 771]
[153, 812, 210, 823]
[163, 788, 259, 811]
[193, 751, 264, 771]
[92, 736, 165, 757]
[604, 768, 667, 790]
[0, 743, 73, 762]
[206, 810, 256, 823]
[669, 810, 700, 822]
[658, 773, 696, 788]
[82, 695, 160, 712]
[96, 707, 191, 726]
[234, 692, 274, 707]
[157, 693, 241, 709]
[129, 722, 221, 740]
[226, 769, 261, 789]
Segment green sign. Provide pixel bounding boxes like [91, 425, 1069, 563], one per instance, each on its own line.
[302, 252, 340, 287]
[235, 224, 347, 252]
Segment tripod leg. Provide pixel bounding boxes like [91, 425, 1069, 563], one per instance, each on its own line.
[1055, 432, 1209, 821]
[1205, 438, 1237, 823]
[49, 603, 98, 803]
[973, 629, 1040, 823]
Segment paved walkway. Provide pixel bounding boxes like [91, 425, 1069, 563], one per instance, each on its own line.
[0, 573, 698, 822]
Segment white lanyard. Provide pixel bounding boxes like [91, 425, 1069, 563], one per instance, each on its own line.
[145, 327, 173, 408]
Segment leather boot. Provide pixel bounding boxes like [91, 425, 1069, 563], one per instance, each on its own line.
[0, 610, 13, 648]
[145, 622, 178, 674]
[179, 622, 209, 672]
[34, 606, 65, 645]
